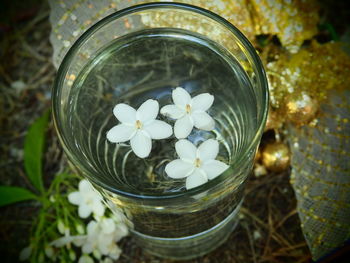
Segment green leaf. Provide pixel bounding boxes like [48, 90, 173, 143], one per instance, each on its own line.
[24, 111, 50, 193]
[0, 186, 38, 207]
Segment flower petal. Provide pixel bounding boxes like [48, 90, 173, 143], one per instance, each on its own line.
[136, 99, 159, 123]
[113, 103, 136, 124]
[107, 201, 126, 222]
[191, 93, 214, 112]
[197, 139, 219, 161]
[174, 115, 194, 139]
[103, 257, 114, 263]
[130, 131, 152, 158]
[101, 218, 116, 234]
[202, 160, 229, 180]
[186, 169, 208, 189]
[92, 199, 105, 217]
[78, 254, 94, 263]
[115, 223, 129, 241]
[98, 232, 114, 248]
[192, 111, 215, 131]
[160, 105, 185, 119]
[82, 242, 94, 255]
[106, 124, 135, 143]
[78, 203, 92, 218]
[144, 120, 172, 139]
[50, 236, 73, 247]
[72, 236, 87, 247]
[172, 87, 191, 106]
[68, 192, 81, 205]
[86, 221, 98, 235]
[175, 139, 197, 161]
[98, 234, 114, 254]
[108, 245, 122, 260]
[79, 179, 92, 192]
[165, 159, 194, 179]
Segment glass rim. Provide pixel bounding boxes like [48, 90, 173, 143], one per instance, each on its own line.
[52, 2, 269, 201]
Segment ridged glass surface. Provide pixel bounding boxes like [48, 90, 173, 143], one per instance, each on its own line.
[68, 28, 257, 195]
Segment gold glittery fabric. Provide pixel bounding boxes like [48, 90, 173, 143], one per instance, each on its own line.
[136, 0, 256, 42]
[49, 0, 320, 68]
[250, 0, 319, 53]
[288, 89, 350, 260]
[264, 41, 350, 260]
[137, 0, 319, 53]
[265, 41, 350, 111]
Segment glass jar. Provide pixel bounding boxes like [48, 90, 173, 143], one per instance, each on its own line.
[52, 2, 268, 260]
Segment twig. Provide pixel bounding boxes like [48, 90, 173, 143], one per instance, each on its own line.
[241, 222, 257, 263]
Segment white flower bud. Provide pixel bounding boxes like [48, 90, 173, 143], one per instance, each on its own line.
[44, 246, 54, 258]
[19, 246, 32, 261]
[69, 250, 76, 261]
[76, 223, 85, 234]
[103, 257, 114, 263]
[78, 254, 94, 263]
[49, 195, 56, 202]
[38, 252, 45, 263]
[93, 249, 101, 260]
[57, 220, 65, 234]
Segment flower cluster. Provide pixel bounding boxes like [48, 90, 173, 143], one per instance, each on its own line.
[106, 86, 229, 189]
[50, 180, 128, 263]
[68, 179, 105, 218]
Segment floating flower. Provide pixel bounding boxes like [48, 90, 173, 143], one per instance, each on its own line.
[165, 139, 229, 189]
[68, 179, 105, 218]
[160, 87, 215, 139]
[107, 99, 173, 158]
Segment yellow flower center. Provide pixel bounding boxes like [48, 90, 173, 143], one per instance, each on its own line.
[194, 158, 201, 168]
[185, 104, 191, 114]
[135, 120, 142, 129]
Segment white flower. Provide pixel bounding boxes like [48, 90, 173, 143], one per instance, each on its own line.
[68, 179, 105, 218]
[106, 99, 173, 158]
[165, 139, 229, 189]
[160, 87, 215, 139]
[82, 217, 127, 259]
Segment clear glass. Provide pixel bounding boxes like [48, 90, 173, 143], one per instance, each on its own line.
[52, 3, 268, 260]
